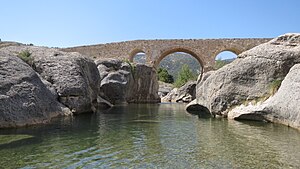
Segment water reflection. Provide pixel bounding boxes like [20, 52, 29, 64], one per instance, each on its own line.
[0, 103, 299, 168]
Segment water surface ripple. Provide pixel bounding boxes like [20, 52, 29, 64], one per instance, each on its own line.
[0, 103, 300, 168]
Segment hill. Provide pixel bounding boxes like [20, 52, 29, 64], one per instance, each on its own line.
[134, 52, 202, 80]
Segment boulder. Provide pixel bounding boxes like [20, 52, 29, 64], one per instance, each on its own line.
[128, 64, 160, 103]
[96, 59, 134, 104]
[158, 81, 173, 97]
[189, 33, 300, 116]
[0, 53, 71, 128]
[186, 99, 212, 118]
[175, 81, 196, 102]
[228, 64, 300, 130]
[161, 88, 178, 102]
[161, 81, 196, 103]
[0, 46, 101, 114]
[96, 60, 160, 104]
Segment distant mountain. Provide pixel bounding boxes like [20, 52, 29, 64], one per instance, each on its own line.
[134, 52, 202, 80]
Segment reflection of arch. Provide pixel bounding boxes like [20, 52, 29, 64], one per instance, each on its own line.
[155, 48, 204, 70]
[129, 49, 146, 62]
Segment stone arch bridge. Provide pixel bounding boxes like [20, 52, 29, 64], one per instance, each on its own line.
[63, 38, 271, 72]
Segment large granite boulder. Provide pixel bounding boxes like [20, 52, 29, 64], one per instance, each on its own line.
[187, 33, 300, 116]
[228, 64, 300, 130]
[158, 81, 173, 98]
[95, 59, 134, 104]
[128, 64, 160, 103]
[0, 46, 101, 114]
[0, 53, 71, 128]
[161, 81, 196, 103]
[96, 59, 160, 104]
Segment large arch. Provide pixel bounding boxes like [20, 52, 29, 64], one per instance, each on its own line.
[154, 47, 204, 81]
[154, 47, 204, 71]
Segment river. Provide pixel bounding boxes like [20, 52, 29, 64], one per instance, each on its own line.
[0, 103, 300, 168]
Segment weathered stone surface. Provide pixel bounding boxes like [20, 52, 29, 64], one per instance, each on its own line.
[0, 53, 71, 128]
[161, 88, 178, 102]
[176, 81, 196, 102]
[229, 64, 300, 129]
[189, 33, 300, 116]
[96, 59, 160, 104]
[96, 59, 134, 104]
[158, 81, 173, 98]
[128, 64, 160, 103]
[186, 99, 212, 117]
[161, 81, 196, 103]
[0, 46, 100, 114]
[63, 38, 270, 71]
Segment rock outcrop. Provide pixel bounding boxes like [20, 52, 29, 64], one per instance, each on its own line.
[128, 64, 160, 103]
[161, 81, 196, 103]
[158, 81, 173, 98]
[228, 64, 300, 130]
[0, 46, 101, 114]
[96, 59, 160, 104]
[0, 53, 71, 128]
[96, 59, 134, 104]
[187, 33, 300, 117]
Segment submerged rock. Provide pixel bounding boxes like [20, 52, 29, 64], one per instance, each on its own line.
[188, 33, 300, 116]
[0, 53, 71, 128]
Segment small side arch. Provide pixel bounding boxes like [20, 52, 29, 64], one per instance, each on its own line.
[129, 49, 146, 62]
[215, 47, 242, 57]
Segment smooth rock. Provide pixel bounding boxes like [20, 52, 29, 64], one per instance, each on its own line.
[229, 63, 300, 129]
[128, 64, 160, 103]
[161, 81, 196, 103]
[0, 46, 100, 114]
[0, 53, 71, 128]
[191, 33, 300, 116]
[96, 59, 134, 104]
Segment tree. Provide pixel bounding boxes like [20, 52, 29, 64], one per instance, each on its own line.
[174, 64, 196, 87]
[157, 68, 174, 83]
[214, 59, 227, 70]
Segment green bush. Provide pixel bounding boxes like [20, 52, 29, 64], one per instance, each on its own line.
[17, 50, 34, 66]
[123, 59, 136, 77]
[214, 59, 227, 70]
[174, 64, 196, 87]
[157, 68, 174, 83]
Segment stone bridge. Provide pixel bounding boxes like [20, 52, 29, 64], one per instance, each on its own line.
[63, 38, 271, 72]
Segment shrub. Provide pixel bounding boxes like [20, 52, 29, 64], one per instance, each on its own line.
[269, 79, 283, 95]
[17, 50, 34, 66]
[214, 59, 227, 70]
[174, 64, 196, 87]
[124, 59, 136, 76]
[157, 68, 174, 83]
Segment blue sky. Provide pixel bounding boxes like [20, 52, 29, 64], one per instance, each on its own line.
[0, 0, 299, 48]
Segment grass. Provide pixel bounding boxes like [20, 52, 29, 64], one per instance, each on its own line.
[268, 79, 283, 96]
[17, 50, 34, 66]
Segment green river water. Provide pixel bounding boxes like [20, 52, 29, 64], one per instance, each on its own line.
[0, 103, 300, 168]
